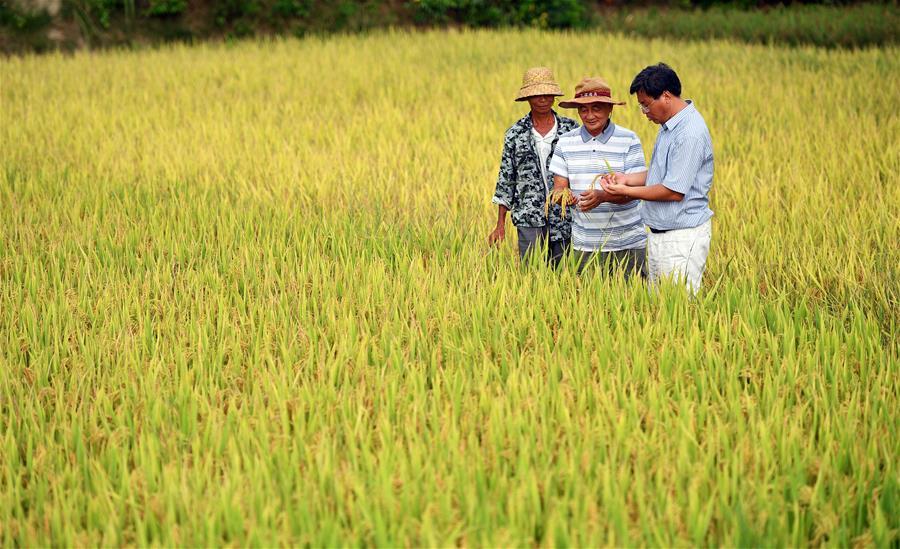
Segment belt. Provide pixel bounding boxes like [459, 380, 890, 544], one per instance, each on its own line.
[648, 227, 670, 234]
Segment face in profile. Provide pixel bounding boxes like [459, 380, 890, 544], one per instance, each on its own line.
[636, 90, 668, 124]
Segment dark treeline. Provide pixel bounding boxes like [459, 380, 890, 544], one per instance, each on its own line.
[2, 0, 897, 53]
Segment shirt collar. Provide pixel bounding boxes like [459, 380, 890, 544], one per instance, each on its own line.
[580, 121, 615, 144]
[532, 118, 557, 140]
[520, 109, 562, 131]
[662, 100, 694, 131]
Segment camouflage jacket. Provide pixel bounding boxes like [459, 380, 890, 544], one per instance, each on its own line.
[492, 111, 580, 242]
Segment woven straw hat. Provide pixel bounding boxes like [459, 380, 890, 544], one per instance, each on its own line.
[558, 77, 626, 108]
[515, 67, 564, 101]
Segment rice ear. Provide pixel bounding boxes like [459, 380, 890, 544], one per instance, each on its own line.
[603, 158, 614, 176]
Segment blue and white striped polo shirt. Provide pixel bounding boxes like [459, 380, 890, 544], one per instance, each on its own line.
[550, 123, 648, 252]
[642, 101, 714, 231]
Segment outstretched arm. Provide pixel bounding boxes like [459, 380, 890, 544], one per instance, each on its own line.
[604, 171, 648, 187]
[602, 179, 684, 202]
[577, 183, 632, 211]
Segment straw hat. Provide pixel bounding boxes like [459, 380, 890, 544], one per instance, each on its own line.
[515, 67, 564, 101]
[558, 77, 626, 108]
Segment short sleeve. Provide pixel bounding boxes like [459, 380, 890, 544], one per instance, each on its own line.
[549, 142, 569, 179]
[624, 135, 647, 174]
[661, 135, 705, 195]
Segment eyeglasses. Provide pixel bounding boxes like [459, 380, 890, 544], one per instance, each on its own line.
[639, 97, 657, 113]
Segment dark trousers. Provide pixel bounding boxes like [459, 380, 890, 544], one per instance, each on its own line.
[576, 248, 647, 279]
[517, 226, 569, 267]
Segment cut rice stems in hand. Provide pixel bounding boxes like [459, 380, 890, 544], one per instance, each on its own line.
[545, 188, 574, 219]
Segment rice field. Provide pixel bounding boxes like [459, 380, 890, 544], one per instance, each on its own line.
[1, 29, 898, 546]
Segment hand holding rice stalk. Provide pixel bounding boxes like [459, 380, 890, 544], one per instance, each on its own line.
[545, 188, 575, 219]
[586, 158, 620, 197]
[547, 159, 616, 218]
[587, 158, 616, 192]
[572, 159, 615, 212]
[601, 158, 616, 187]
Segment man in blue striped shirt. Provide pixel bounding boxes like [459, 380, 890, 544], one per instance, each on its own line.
[549, 77, 648, 277]
[602, 63, 714, 294]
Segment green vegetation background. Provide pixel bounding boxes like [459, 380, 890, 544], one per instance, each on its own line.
[2, 0, 899, 53]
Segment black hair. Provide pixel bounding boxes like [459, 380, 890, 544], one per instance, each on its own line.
[629, 63, 682, 99]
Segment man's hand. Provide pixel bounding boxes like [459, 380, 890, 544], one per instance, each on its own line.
[490, 205, 509, 245]
[577, 189, 605, 212]
[600, 176, 630, 197]
[549, 188, 576, 206]
[602, 172, 628, 187]
[550, 175, 576, 206]
[488, 224, 506, 246]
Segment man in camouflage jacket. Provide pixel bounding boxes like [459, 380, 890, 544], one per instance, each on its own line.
[489, 67, 580, 265]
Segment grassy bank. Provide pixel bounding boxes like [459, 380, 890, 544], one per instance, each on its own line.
[1, 2, 898, 54]
[606, 3, 900, 49]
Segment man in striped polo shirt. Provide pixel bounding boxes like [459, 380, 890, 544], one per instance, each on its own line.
[602, 63, 714, 295]
[549, 77, 648, 277]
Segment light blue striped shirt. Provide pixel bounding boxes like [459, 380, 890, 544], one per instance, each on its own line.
[550, 123, 647, 252]
[642, 101, 714, 231]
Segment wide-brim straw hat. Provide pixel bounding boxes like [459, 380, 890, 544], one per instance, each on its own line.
[558, 77, 626, 108]
[515, 67, 564, 101]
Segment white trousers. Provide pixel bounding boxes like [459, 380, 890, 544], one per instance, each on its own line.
[647, 219, 711, 295]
